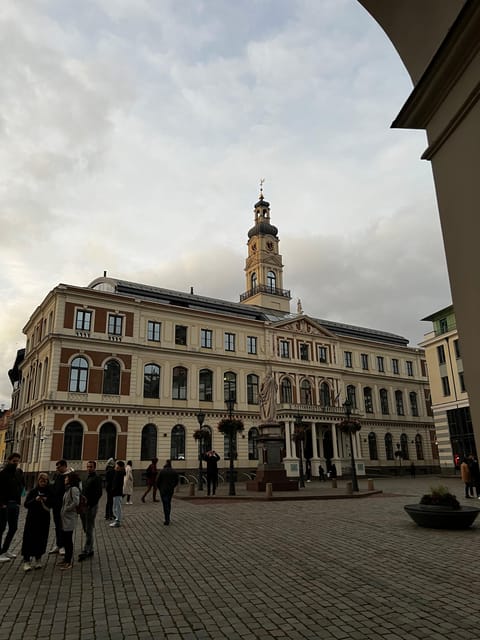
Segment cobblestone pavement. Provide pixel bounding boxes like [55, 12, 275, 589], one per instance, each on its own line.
[0, 474, 478, 640]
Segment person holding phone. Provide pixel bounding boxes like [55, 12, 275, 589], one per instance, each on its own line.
[21, 473, 53, 572]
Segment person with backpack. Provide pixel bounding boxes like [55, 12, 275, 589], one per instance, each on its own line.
[141, 457, 159, 503]
[78, 461, 103, 562]
[59, 472, 80, 570]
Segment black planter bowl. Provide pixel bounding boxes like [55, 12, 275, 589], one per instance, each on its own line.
[404, 504, 480, 529]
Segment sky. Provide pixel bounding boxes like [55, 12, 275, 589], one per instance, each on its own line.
[0, 0, 452, 408]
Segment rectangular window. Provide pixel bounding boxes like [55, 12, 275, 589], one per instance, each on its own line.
[454, 339, 461, 359]
[344, 351, 352, 368]
[108, 314, 123, 336]
[279, 340, 290, 358]
[377, 356, 384, 373]
[437, 345, 446, 365]
[441, 376, 451, 396]
[318, 346, 328, 363]
[439, 317, 448, 333]
[392, 358, 399, 374]
[75, 309, 92, 331]
[175, 325, 187, 345]
[459, 372, 466, 393]
[406, 361, 414, 376]
[361, 353, 369, 370]
[300, 343, 309, 361]
[147, 320, 161, 342]
[224, 332, 235, 352]
[201, 329, 213, 349]
[247, 336, 257, 355]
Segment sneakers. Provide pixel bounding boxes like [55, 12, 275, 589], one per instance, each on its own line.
[78, 551, 93, 562]
[59, 548, 65, 555]
[23, 562, 32, 572]
[60, 563, 72, 571]
[109, 521, 120, 527]
[0, 553, 11, 562]
[33, 560, 43, 570]
[49, 546, 59, 554]
[5, 551, 16, 559]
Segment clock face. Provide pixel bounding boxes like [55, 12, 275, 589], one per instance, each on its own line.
[266, 241, 274, 251]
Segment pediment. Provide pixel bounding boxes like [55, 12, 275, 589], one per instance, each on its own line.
[272, 315, 335, 338]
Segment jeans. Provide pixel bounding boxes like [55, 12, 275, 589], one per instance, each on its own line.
[0, 502, 20, 554]
[161, 492, 173, 524]
[112, 496, 122, 523]
[80, 504, 98, 553]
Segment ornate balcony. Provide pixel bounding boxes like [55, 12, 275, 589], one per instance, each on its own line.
[240, 284, 291, 302]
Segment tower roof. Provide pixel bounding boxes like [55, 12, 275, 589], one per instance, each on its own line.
[247, 192, 278, 239]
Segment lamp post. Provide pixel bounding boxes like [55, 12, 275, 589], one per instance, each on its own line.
[196, 411, 206, 491]
[225, 394, 236, 496]
[343, 399, 359, 492]
[293, 414, 306, 488]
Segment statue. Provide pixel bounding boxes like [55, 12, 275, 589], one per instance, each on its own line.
[259, 370, 278, 423]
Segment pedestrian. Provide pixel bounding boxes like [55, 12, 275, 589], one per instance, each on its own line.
[21, 472, 53, 572]
[124, 461, 134, 505]
[110, 461, 125, 528]
[460, 457, 473, 498]
[468, 454, 480, 498]
[203, 450, 220, 496]
[330, 463, 337, 479]
[0, 452, 25, 563]
[141, 457, 159, 503]
[78, 461, 103, 562]
[318, 465, 326, 481]
[59, 472, 81, 570]
[410, 462, 416, 478]
[104, 458, 115, 520]
[49, 459, 69, 555]
[156, 460, 179, 526]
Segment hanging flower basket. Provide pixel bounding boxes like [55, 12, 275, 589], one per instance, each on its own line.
[218, 418, 244, 434]
[193, 428, 210, 440]
[337, 419, 362, 434]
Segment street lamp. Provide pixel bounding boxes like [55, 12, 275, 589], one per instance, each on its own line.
[292, 414, 306, 488]
[225, 394, 237, 496]
[342, 399, 359, 492]
[196, 411, 206, 491]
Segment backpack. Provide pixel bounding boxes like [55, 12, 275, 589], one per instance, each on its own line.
[76, 493, 88, 515]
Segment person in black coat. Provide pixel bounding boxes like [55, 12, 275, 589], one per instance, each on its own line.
[203, 450, 220, 496]
[156, 460, 179, 526]
[21, 473, 53, 572]
[78, 461, 103, 561]
[104, 458, 116, 520]
[0, 452, 25, 563]
[48, 459, 68, 554]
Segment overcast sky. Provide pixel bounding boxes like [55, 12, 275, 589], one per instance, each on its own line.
[0, 0, 452, 408]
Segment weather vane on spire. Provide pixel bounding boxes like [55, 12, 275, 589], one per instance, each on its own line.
[259, 178, 265, 199]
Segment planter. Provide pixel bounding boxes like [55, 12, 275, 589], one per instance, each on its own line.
[404, 504, 480, 530]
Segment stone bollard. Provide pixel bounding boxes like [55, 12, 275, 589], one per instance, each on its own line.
[331, 479, 337, 489]
[345, 481, 353, 495]
[189, 482, 195, 497]
[266, 482, 273, 499]
[367, 478, 375, 491]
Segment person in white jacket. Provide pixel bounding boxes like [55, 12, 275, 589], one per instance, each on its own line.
[124, 461, 134, 505]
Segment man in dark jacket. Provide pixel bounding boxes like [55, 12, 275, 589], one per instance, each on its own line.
[104, 458, 116, 520]
[203, 450, 220, 496]
[78, 460, 103, 561]
[0, 453, 24, 562]
[156, 460, 179, 526]
[49, 459, 69, 554]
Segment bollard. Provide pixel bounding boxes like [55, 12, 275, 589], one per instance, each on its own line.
[266, 482, 273, 499]
[189, 482, 195, 497]
[345, 481, 353, 495]
[331, 479, 337, 489]
[367, 478, 375, 491]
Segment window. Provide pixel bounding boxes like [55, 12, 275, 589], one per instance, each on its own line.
[439, 317, 448, 333]
[98, 422, 117, 460]
[344, 351, 352, 368]
[299, 343, 309, 361]
[247, 336, 257, 355]
[280, 378, 293, 403]
[170, 425, 185, 460]
[454, 339, 461, 359]
[318, 346, 328, 363]
[441, 375, 451, 396]
[63, 421, 83, 460]
[251, 272, 257, 289]
[201, 329, 213, 349]
[380, 388, 389, 415]
[247, 374, 259, 405]
[267, 271, 276, 292]
[377, 356, 385, 372]
[172, 366, 187, 400]
[409, 392, 419, 416]
[459, 372, 466, 393]
[395, 390, 404, 416]
[69, 357, 88, 393]
[224, 332, 236, 352]
[346, 385, 356, 408]
[108, 314, 123, 336]
[279, 340, 290, 358]
[385, 433, 394, 460]
[199, 369, 213, 401]
[320, 382, 331, 406]
[144, 364, 160, 399]
[147, 321, 161, 342]
[175, 325, 187, 345]
[415, 434, 424, 460]
[300, 380, 312, 404]
[392, 358, 399, 374]
[141, 423, 157, 461]
[363, 387, 373, 413]
[400, 433, 409, 460]
[75, 309, 92, 331]
[224, 371, 237, 403]
[103, 359, 121, 395]
[361, 353, 369, 370]
[248, 428, 259, 460]
[368, 432, 378, 460]
[437, 345, 446, 364]
[406, 361, 414, 376]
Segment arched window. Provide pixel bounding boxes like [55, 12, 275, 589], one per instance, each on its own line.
[144, 364, 160, 399]
[248, 427, 259, 460]
[415, 434, 424, 460]
[400, 433, 409, 460]
[170, 424, 185, 460]
[346, 385, 357, 408]
[395, 390, 404, 416]
[385, 433, 394, 460]
[409, 392, 419, 416]
[368, 432, 378, 460]
[363, 387, 373, 413]
[267, 271, 276, 292]
[380, 389, 389, 415]
[141, 423, 157, 461]
[63, 421, 83, 460]
[69, 356, 88, 393]
[98, 422, 117, 460]
[103, 359, 121, 395]
[247, 374, 259, 405]
[320, 382, 331, 406]
[172, 366, 187, 400]
[280, 378, 293, 403]
[224, 371, 237, 403]
[199, 369, 213, 401]
[300, 379, 312, 404]
[251, 272, 257, 290]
